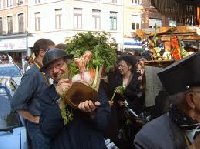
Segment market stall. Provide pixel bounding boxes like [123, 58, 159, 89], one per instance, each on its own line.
[137, 26, 200, 110]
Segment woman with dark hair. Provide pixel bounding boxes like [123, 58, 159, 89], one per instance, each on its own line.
[109, 54, 143, 112]
[105, 54, 143, 149]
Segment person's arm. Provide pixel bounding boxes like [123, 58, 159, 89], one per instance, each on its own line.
[11, 69, 39, 121]
[134, 132, 157, 149]
[134, 119, 167, 149]
[90, 83, 111, 131]
[17, 110, 40, 123]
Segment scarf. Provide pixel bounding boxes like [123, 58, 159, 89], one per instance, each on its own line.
[169, 105, 200, 143]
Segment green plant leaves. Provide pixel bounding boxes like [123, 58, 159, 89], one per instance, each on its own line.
[65, 31, 117, 76]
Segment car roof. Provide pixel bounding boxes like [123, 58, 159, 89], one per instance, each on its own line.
[0, 63, 18, 67]
[0, 63, 23, 77]
[0, 78, 17, 90]
[0, 85, 11, 96]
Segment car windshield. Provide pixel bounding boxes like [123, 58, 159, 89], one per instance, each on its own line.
[0, 65, 21, 77]
[0, 86, 19, 130]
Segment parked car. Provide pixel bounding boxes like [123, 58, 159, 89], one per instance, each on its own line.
[0, 63, 23, 86]
[0, 78, 28, 149]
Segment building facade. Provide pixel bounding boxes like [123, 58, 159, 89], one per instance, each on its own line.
[27, 0, 123, 48]
[122, 0, 166, 50]
[0, 0, 169, 67]
[0, 0, 28, 67]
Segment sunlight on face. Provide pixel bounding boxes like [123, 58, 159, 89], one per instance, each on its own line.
[47, 58, 68, 81]
[117, 60, 131, 75]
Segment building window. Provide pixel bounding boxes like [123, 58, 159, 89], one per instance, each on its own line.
[35, 0, 40, 4]
[111, 0, 117, 3]
[18, 13, 24, 33]
[131, 15, 141, 30]
[169, 19, 176, 27]
[0, 17, 3, 35]
[34, 12, 40, 31]
[132, 23, 140, 30]
[73, 8, 82, 29]
[0, 2, 1, 9]
[7, 16, 13, 34]
[149, 18, 162, 28]
[186, 5, 193, 13]
[92, 9, 101, 30]
[17, 0, 23, 5]
[110, 11, 117, 30]
[55, 9, 62, 29]
[132, 0, 141, 5]
[7, 0, 13, 7]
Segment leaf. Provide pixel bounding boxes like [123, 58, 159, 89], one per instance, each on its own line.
[110, 86, 125, 101]
[65, 32, 117, 76]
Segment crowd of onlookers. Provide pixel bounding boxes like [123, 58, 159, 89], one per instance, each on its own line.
[3, 35, 200, 149]
[1, 45, 148, 149]
[0, 53, 10, 64]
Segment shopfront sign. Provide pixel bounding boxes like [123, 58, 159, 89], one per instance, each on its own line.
[0, 38, 27, 51]
[123, 37, 143, 49]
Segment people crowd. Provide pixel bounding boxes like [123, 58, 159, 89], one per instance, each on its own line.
[9, 37, 200, 149]
[134, 52, 200, 149]
[0, 53, 12, 64]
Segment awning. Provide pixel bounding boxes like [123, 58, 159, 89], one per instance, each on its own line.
[0, 38, 27, 52]
[123, 38, 142, 46]
[123, 38, 143, 49]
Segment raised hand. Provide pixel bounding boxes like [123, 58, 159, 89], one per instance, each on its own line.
[78, 100, 100, 112]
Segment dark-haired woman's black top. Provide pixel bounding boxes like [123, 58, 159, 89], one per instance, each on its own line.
[107, 70, 143, 113]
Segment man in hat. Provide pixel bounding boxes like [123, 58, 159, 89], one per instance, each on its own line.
[11, 38, 55, 149]
[134, 52, 200, 149]
[39, 48, 111, 149]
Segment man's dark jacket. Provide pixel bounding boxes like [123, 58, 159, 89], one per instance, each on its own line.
[134, 113, 188, 149]
[11, 64, 49, 115]
[39, 83, 111, 149]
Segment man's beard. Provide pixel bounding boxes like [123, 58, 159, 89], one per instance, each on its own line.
[54, 69, 69, 82]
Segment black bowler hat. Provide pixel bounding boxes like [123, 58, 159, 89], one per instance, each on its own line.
[41, 48, 73, 72]
[158, 52, 200, 95]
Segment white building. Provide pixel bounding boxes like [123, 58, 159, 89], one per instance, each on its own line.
[0, 0, 166, 67]
[27, 0, 124, 50]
